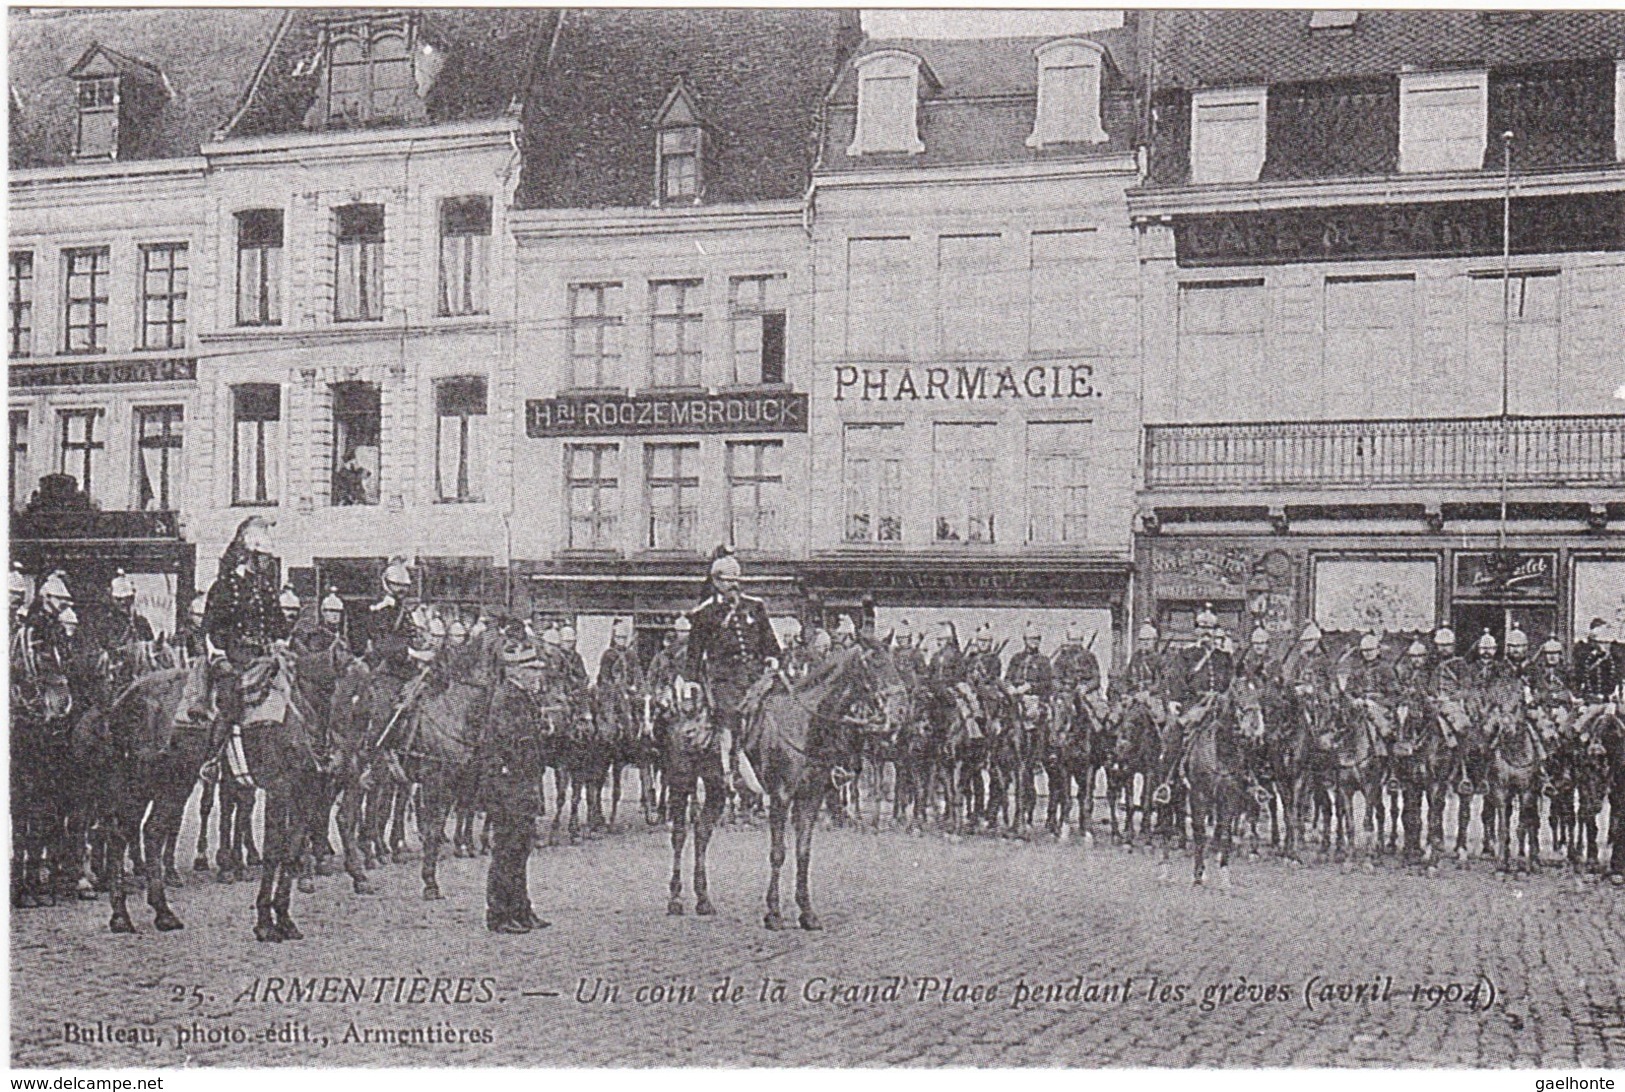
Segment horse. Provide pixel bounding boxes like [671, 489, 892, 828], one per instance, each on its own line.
[1106, 692, 1163, 847]
[663, 693, 728, 917]
[1449, 695, 1500, 862]
[10, 637, 83, 907]
[1384, 698, 1454, 866]
[1182, 677, 1265, 886]
[1548, 703, 1614, 874]
[1043, 687, 1105, 842]
[742, 642, 909, 930]
[1486, 699, 1544, 873]
[554, 687, 617, 842]
[1293, 691, 1372, 863]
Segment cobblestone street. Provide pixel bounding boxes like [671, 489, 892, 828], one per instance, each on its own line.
[11, 795, 1625, 1069]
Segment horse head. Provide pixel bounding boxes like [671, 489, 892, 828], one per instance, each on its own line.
[1229, 677, 1265, 743]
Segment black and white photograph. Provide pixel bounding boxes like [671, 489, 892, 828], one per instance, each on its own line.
[6, 3, 1625, 1072]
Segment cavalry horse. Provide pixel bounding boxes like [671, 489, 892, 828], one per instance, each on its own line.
[740, 642, 909, 930]
[663, 685, 728, 916]
[1545, 702, 1613, 873]
[1486, 697, 1544, 873]
[1385, 697, 1454, 866]
[1181, 677, 1265, 886]
[10, 632, 83, 906]
[1294, 690, 1381, 864]
[1042, 686, 1107, 842]
[1106, 691, 1164, 847]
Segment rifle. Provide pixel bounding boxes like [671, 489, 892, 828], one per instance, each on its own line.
[374, 664, 432, 750]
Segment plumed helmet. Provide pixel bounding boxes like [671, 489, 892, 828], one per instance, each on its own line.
[58, 605, 79, 629]
[447, 618, 469, 641]
[710, 553, 742, 580]
[1195, 605, 1219, 629]
[1136, 623, 1158, 641]
[279, 586, 301, 610]
[540, 624, 561, 647]
[320, 588, 345, 614]
[1251, 627, 1270, 646]
[39, 570, 71, 602]
[1476, 632, 1498, 651]
[10, 563, 30, 596]
[1540, 637, 1563, 654]
[109, 569, 136, 599]
[673, 615, 692, 634]
[1359, 633, 1381, 652]
[1299, 622, 1322, 642]
[834, 614, 856, 637]
[1433, 627, 1456, 647]
[559, 624, 577, 644]
[382, 556, 412, 591]
[1407, 640, 1428, 657]
[1506, 628, 1529, 648]
[501, 640, 538, 667]
[427, 615, 448, 639]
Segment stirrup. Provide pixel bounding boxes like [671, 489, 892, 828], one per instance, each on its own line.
[830, 765, 857, 790]
[1150, 782, 1172, 807]
[1250, 783, 1273, 808]
[1456, 778, 1475, 796]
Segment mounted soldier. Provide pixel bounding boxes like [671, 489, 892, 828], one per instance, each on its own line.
[686, 550, 780, 786]
[557, 624, 591, 698]
[831, 612, 859, 650]
[1571, 618, 1619, 705]
[1502, 627, 1534, 683]
[597, 617, 644, 697]
[201, 516, 290, 735]
[647, 615, 691, 715]
[891, 619, 928, 682]
[1153, 608, 1234, 797]
[1113, 622, 1165, 711]
[278, 586, 303, 631]
[1281, 622, 1334, 700]
[98, 569, 156, 649]
[478, 639, 550, 934]
[1053, 621, 1104, 710]
[1523, 637, 1573, 708]
[966, 623, 1005, 730]
[1462, 632, 1517, 705]
[1006, 622, 1054, 703]
[1236, 626, 1275, 686]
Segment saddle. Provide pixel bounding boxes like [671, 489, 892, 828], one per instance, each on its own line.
[952, 681, 984, 740]
[737, 669, 778, 722]
[240, 656, 289, 727]
[174, 658, 216, 726]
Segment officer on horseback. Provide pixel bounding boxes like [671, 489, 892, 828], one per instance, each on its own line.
[1006, 622, 1054, 702]
[1237, 627, 1275, 685]
[201, 516, 289, 733]
[1282, 622, 1333, 698]
[648, 615, 691, 714]
[1054, 621, 1103, 704]
[686, 550, 780, 789]
[1572, 618, 1619, 704]
[479, 639, 551, 934]
[597, 617, 644, 695]
[99, 570, 155, 649]
[1155, 608, 1235, 800]
[363, 557, 417, 670]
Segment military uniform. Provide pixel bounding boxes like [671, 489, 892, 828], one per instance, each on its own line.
[203, 553, 288, 728]
[1572, 637, 1619, 703]
[647, 635, 689, 712]
[1280, 644, 1334, 698]
[1344, 655, 1400, 706]
[597, 640, 644, 696]
[1005, 646, 1055, 701]
[687, 591, 780, 740]
[479, 674, 546, 931]
[1522, 658, 1573, 707]
[1166, 642, 1234, 708]
[1053, 641, 1102, 698]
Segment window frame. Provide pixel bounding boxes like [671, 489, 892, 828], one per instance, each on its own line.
[568, 282, 625, 391]
[334, 203, 385, 323]
[10, 409, 30, 512]
[235, 209, 284, 327]
[57, 407, 105, 499]
[9, 251, 34, 358]
[565, 442, 620, 552]
[325, 15, 416, 127]
[1189, 86, 1268, 185]
[133, 403, 184, 512]
[657, 125, 704, 205]
[330, 381, 382, 507]
[643, 442, 701, 552]
[139, 242, 189, 350]
[433, 375, 488, 504]
[726, 439, 784, 552]
[1027, 38, 1109, 148]
[847, 51, 926, 156]
[932, 421, 1000, 545]
[437, 195, 491, 318]
[728, 274, 787, 385]
[74, 76, 119, 159]
[1398, 70, 1489, 174]
[62, 246, 111, 354]
[1026, 420, 1091, 546]
[231, 383, 281, 507]
[649, 279, 704, 389]
[842, 421, 906, 544]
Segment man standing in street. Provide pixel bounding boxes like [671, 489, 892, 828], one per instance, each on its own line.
[479, 640, 550, 934]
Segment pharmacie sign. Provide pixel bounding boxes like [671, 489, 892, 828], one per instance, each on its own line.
[526, 390, 808, 437]
[833, 363, 1103, 402]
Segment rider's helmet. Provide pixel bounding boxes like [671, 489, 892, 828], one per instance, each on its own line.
[1506, 628, 1529, 656]
[319, 588, 345, 627]
[1359, 632, 1381, 659]
[1432, 627, 1456, 652]
[381, 556, 413, 599]
[58, 605, 80, 637]
[834, 613, 857, 641]
[972, 622, 993, 651]
[894, 619, 913, 647]
[559, 624, 577, 649]
[1022, 620, 1041, 648]
[10, 563, 29, 608]
[278, 585, 301, 620]
[109, 568, 137, 607]
[1135, 622, 1158, 648]
[1250, 627, 1270, 650]
[611, 616, 632, 647]
[446, 617, 470, 647]
[1476, 631, 1498, 656]
[1540, 637, 1564, 663]
[1299, 622, 1322, 645]
[540, 623, 562, 648]
[1406, 640, 1428, 660]
[672, 614, 692, 636]
[39, 570, 72, 613]
[710, 551, 742, 594]
[1586, 617, 1610, 642]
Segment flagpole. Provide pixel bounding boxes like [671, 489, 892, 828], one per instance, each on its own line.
[1497, 131, 1513, 554]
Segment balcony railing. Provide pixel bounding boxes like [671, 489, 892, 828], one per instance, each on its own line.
[1144, 414, 1625, 491]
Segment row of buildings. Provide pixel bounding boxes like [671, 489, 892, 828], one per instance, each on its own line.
[10, 8, 1625, 671]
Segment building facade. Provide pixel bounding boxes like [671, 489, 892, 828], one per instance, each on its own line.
[803, 27, 1145, 667]
[1132, 11, 1625, 650]
[509, 9, 858, 665]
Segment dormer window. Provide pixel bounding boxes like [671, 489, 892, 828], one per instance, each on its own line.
[1399, 70, 1488, 173]
[322, 13, 417, 127]
[654, 79, 705, 205]
[1027, 39, 1108, 148]
[1189, 86, 1267, 184]
[1308, 10, 1360, 31]
[847, 51, 927, 156]
[75, 76, 119, 158]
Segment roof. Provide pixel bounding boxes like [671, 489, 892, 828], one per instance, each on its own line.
[518, 8, 861, 210]
[8, 7, 284, 169]
[1152, 10, 1625, 89]
[227, 8, 555, 139]
[818, 30, 1143, 173]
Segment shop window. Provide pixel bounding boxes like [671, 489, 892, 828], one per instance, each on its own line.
[933, 422, 998, 544]
[843, 422, 904, 543]
[644, 443, 699, 551]
[134, 404, 183, 512]
[1028, 39, 1108, 147]
[650, 280, 702, 388]
[569, 283, 624, 390]
[1027, 421, 1089, 545]
[438, 196, 490, 317]
[566, 444, 620, 551]
[236, 209, 283, 327]
[434, 375, 486, 503]
[1190, 87, 1267, 184]
[63, 246, 110, 354]
[140, 243, 188, 350]
[10, 409, 29, 511]
[10, 251, 33, 357]
[232, 383, 280, 506]
[1399, 71, 1488, 174]
[331, 381, 381, 506]
[727, 440, 783, 551]
[846, 237, 911, 360]
[58, 407, 104, 500]
[729, 275, 786, 385]
[335, 203, 384, 322]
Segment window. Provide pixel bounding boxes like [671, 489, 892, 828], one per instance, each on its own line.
[650, 280, 702, 388]
[1399, 71, 1488, 174]
[729, 275, 787, 385]
[1176, 280, 1265, 420]
[9, 252, 33, 357]
[134, 405, 183, 512]
[438, 196, 490, 317]
[1308, 10, 1360, 30]
[335, 204, 384, 322]
[58, 408, 104, 499]
[934, 422, 998, 544]
[843, 423, 904, 543]
[846, 237, 911, 359]
[1027, 421, 1090, 545]
[659, 127, 702, 203]
[569, 283, 624, 389]
[1190, 88, 1267, 184]
[326, 15, 416, 127]
[330, 382, 381, 506]
[1324, 276, 1415, 416]
[1028, 39, 1108, 147]
[10, 410, 29, 511]
[75, 76, 118, 159]
[566, 444, 619, 551]
[232, 384, 280, 506]
[644, 443, 699, 551]
[1029, 229, 1102, 356]
[1468, 271, 1561, 416]
[938, 234, 1004, 359]
[848, 51, 925, 156]
[727, 440, 783, 551]
[434, 376, 487, 503]
[236, 209, 283, 327]
[140, 243, 188, 350]
[63, 246, 110, 353]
